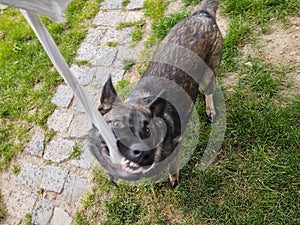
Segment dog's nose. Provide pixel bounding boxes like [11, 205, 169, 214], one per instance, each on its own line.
[127, 143, 152, 165]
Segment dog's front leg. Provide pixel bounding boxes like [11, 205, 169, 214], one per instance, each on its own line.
[107, 174, 118, 187]
[168, 148, 181, 188]
[205, 94, 217, 123]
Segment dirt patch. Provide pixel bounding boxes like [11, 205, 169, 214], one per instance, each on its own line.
[242, 17, 300, 66]
[223, 16, 300, 93]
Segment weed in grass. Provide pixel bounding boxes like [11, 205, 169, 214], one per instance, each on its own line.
[117, 20, 145, 30]
[0, 194, 6, 222]
[115, 79, 132, 101]
[131, 27, 144, 43]
[106, 41, 119, 47]
[45, 129, 56, 143]
[69, 143, 83, 160]
[121, 0, 131, 8]
[144, 0, 168, 21]
[24, 213, 32, 225]
[12, 165, 21, 175]
[122, 59, 135, 70]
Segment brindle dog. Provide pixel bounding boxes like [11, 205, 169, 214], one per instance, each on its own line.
[91, 0, 223, 188]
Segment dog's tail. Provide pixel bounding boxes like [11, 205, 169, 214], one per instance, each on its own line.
[193, 0, 219, 18]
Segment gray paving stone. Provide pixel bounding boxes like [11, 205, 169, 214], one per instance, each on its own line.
[7, 190, 37, 219]
[93, 11, 144, 27]
[84, 27, 107, 45]
[70, 65, 96, 86]
[16, 163, 43, 188]
[92, 46, 118, 67]
[40, 165, 69, 193]
[50, 207, 72, 225]
[32, 198, 54, 225]
[76, 43, 98, 61]
[100, 0, 123, 10]
[126, 0, 145, 10]
[76, 43, 117, 67]
[47, 109, 73, 133]
[51, 85, 73, 108]
[70, 114, 93, 138]
[101, 27, 134, 46]
[113, 47, 139, 68]
[93, 67, 125, 87]
[63, 175, 88, 202]
[44, 138, 75, 163]
[72, 89, 98, 113]
[25, 127, 45, 157]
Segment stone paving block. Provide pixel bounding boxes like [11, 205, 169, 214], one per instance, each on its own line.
[70, 114, 93, 138]
[44, 138, 75, 163]
[51, 85, 73, 108]
[113, 47, 139, 68]
[16, 163, 43, 188]
[72, 89, 98, 113]
[100, 0, 123, 10]
[7, 190, 37, 219]
[40, 165, 69, 193]
[76, 43, 117, 67]
[70, 65, 96, 86]
[47, 109, 73, 133]
[76, 43, 98, 61]
[63, 175, 88, 202]
[84, 27, 107, 45]
[126, 0, 145, 10]
[32, 198, 54, 225]
[92, 46, 118, 67]
[101, 27, 134, 46]
[93, 11, 144, 27]
[50, 207, 73, 225]
[93, 67, 125, 87]
[25, 127, 45, 157]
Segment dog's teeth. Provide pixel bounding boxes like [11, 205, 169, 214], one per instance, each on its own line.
[124, 167, 133, 173]
[129, 161, 138, 168]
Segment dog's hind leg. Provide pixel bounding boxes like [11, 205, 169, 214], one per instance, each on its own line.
[168, 148, 181, 188]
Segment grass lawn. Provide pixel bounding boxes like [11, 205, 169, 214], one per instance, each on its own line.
[0, 0, 299, 224]
[75, 0, 300, 224]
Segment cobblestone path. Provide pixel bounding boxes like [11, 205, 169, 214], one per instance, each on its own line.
[1, 0, 146, 224]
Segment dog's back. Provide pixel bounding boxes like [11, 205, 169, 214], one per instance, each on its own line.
[126, 0, 223, 125]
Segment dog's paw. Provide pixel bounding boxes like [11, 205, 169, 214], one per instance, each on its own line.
[169, 173, 179, 189]
[206, 110, 217, 123]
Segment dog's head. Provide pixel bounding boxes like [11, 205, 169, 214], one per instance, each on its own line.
[93, 77, 179, 180]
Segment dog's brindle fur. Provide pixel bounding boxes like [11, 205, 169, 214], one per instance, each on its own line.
[96, 0, 223, 187]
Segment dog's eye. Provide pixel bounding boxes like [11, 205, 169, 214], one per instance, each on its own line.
[113, 120, 122, 129]
[143, 121, 151, 137]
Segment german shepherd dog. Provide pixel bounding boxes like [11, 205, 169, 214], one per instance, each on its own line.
[91, 0, 223, 187]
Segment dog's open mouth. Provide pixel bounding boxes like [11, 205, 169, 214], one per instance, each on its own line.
[101, 144, 155, 175]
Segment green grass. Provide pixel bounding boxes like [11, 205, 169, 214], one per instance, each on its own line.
[0, 0, 102, 169]
[0, 194, 5, 222]
[75, 0, 300, 224]
[69, 143, 83, 160]
[152, 10, 190, 40]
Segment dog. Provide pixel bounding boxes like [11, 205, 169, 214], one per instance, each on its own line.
[91, 0, 223, 188]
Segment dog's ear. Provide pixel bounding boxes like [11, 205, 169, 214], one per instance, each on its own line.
[99, 77, 121, 115]
[148, 91, 167, 117]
